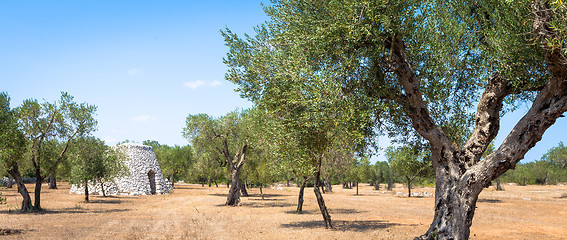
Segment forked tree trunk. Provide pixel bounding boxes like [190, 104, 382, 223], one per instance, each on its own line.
[388, 2, 567, 238]
[7, 167, 33, 211]
[420, 166, 482, 240]
[224, 141, 247, 206]
[296, 176, 307, 213]
[314, 155, 332, 229]
[48, 172, 57, 189]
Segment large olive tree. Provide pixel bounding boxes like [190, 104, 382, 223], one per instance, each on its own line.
[223, 0, 567, 239]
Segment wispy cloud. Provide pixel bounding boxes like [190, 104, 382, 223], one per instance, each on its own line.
[209, 80, 222, 87]
[183, 80, 206, 89]
[130, 115, 157, 122]
[127, 68, 143, 75]
[183, 80, 223, 89]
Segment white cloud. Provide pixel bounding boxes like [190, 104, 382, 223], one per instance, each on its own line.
[130, 115, 157, 122]
[183, 80, 223, 89]
[127, 68, 143, 75]
[209, 80, 222, 87]
[183, 80, 206, 89]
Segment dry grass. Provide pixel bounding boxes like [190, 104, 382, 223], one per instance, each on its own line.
[1, 182, 566, 239]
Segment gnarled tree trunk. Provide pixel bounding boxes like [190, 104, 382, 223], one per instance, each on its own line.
[226, 169, 242, 206]
[224, 141, 247, 206]
[7, 166, 33, 211]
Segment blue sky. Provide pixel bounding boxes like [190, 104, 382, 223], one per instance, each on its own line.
[1, 1, 565, 163]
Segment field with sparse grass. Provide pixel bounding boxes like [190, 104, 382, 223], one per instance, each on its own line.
[1, 182, 566, 239]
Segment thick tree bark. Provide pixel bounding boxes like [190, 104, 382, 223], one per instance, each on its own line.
[356, 182, 359, 196]
[374, 181, 380, 190]
[224, 141, 247, 206]
[48, 172, 57, 189]
[286, 178, 290, 187]
[544, 172, 549, 185]
[226, 170, 242, 206]
[7, 166, 33, 211]
[314, 155, 332, 229]
[208, 177, 212, 187]
[387, 179, 394, 191]
[296, 176, 307, 213]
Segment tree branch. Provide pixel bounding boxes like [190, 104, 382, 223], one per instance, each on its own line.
[385, 35, 451, 150]
[463, 73, 509, 166]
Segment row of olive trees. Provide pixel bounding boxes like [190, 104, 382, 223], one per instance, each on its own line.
[0, 92, 133, 209]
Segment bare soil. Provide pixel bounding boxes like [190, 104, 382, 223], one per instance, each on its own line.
[1, 182, 566, 239]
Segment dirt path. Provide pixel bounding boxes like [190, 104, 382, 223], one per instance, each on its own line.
[1, 182, 566, 239]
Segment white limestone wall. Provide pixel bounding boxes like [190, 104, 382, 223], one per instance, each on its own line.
[70, 143, 172, 196]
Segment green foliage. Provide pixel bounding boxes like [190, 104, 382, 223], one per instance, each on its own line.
[0, 92, 27, 174]
[387, 145, 433, 185]
[69, 137, 127, 188]
[540, 142, 567, 169]
[143, 140, 194, 182]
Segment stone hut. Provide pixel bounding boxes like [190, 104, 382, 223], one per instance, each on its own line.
[70, 143, 172, 195]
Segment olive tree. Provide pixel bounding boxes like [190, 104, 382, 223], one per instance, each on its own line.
[222, 0, 567, 238]
[183, 110, 251, 206]
[0, 92, 30, 210]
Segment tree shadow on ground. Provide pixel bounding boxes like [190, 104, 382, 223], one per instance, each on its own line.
[478, 199, 502, 203]
[284, 209, 317, 215]
[0, 228, 33, 236]
[0, 208, 130, 215]
[208, 193, 286, 198]
[241, 201, 295, 208]
[281, 219, 411, 232]
[329, 208, 368, 214]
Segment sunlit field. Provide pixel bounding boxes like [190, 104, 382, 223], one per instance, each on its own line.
[1, 182, 566, 239]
